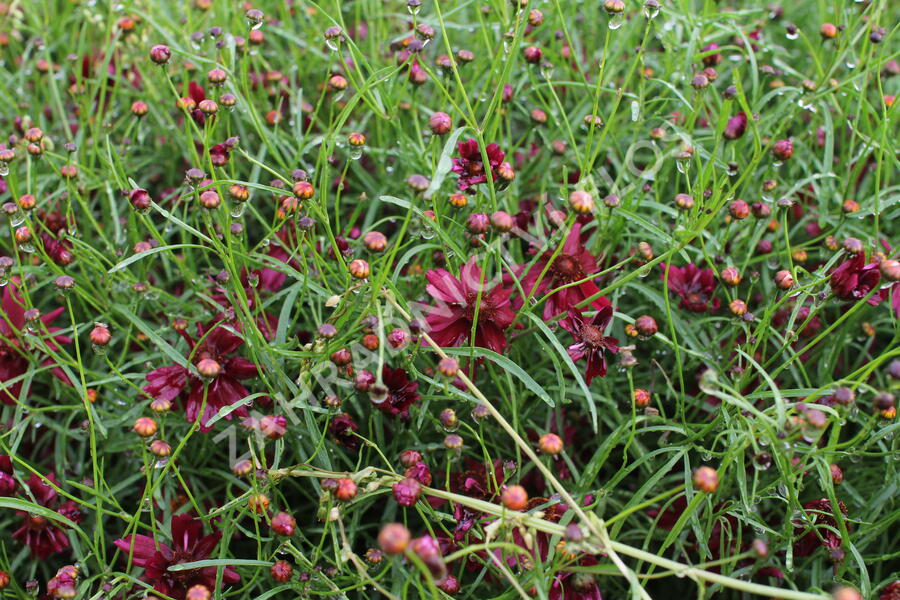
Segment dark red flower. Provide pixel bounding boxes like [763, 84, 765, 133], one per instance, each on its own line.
[12, 473, 81, 559]
[829, 252, 882, 305]
[377, 365, 421, 420]
[793, 498, 848, 557]
[451, 139, 505, 192]
[560, 301, 619, 385]
[114, 513, 240, 599]
[520, 223, 607, 319]
[187, 81, 208, 126]
[661, 263, 720, 312]
[329, 413, 360, 450]
[423, 257, 515, 353]
[0, 279, 72, 405]
[142, 322, 258, 432]
[0, 454, 15, 496]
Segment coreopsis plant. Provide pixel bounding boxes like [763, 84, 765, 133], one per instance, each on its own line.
[0, 1, 896, 600]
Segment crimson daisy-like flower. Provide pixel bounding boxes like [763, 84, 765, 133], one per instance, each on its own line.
[114, 513, 240, 600]
[0, 454, 15, 496]
[560, 300, 618, 385]
[423, 257, 515, 353]
[793, 498, 848, 557]
[12, 473, 82, 559]
[661, 263, 720, 313]
[451, 139, 505, 192]
[520, 223, 606, 319]
[0, 278, 72, 405]
[142, 322, 258, 432]
[829, 252, 882, 305]
[377, 365, 421, 421]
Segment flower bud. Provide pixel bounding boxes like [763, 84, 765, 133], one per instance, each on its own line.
[501, 485, 528, 510]
[335, 477, 358, 500]
[693, 466, 719, 492]
[774, 270, 793, 289]
[568, 190, 594, 214]
[133, 417, 158, 437]
[391, 477, 422, 507]
[248, 493, 270, 513]
[270, 561, 293, 582]
[538, 432, 563, 455]
[378, 523, 411, 555]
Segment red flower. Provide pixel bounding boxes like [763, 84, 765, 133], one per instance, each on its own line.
[560, 301, 619, 385]
[661, 263, 720, 312]
[451, 139, 505, 192]
[0, 454, 15, 496]
[423, 257, 515, 353]
[114, 513, 240, 600]
[329, 413, 361, 450]
[520, 223, 606, 319]
[829, 252, 882, 305]
[377, 365, 421, 421]
[793, 498, 848, 557]
[187, 81, 208, 126]
[142, 322, 258, 432]
[0, 279, 72, 405]
[12, 473, 81, 559]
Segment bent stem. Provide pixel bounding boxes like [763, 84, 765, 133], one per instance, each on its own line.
[273, 465, 828, 600]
